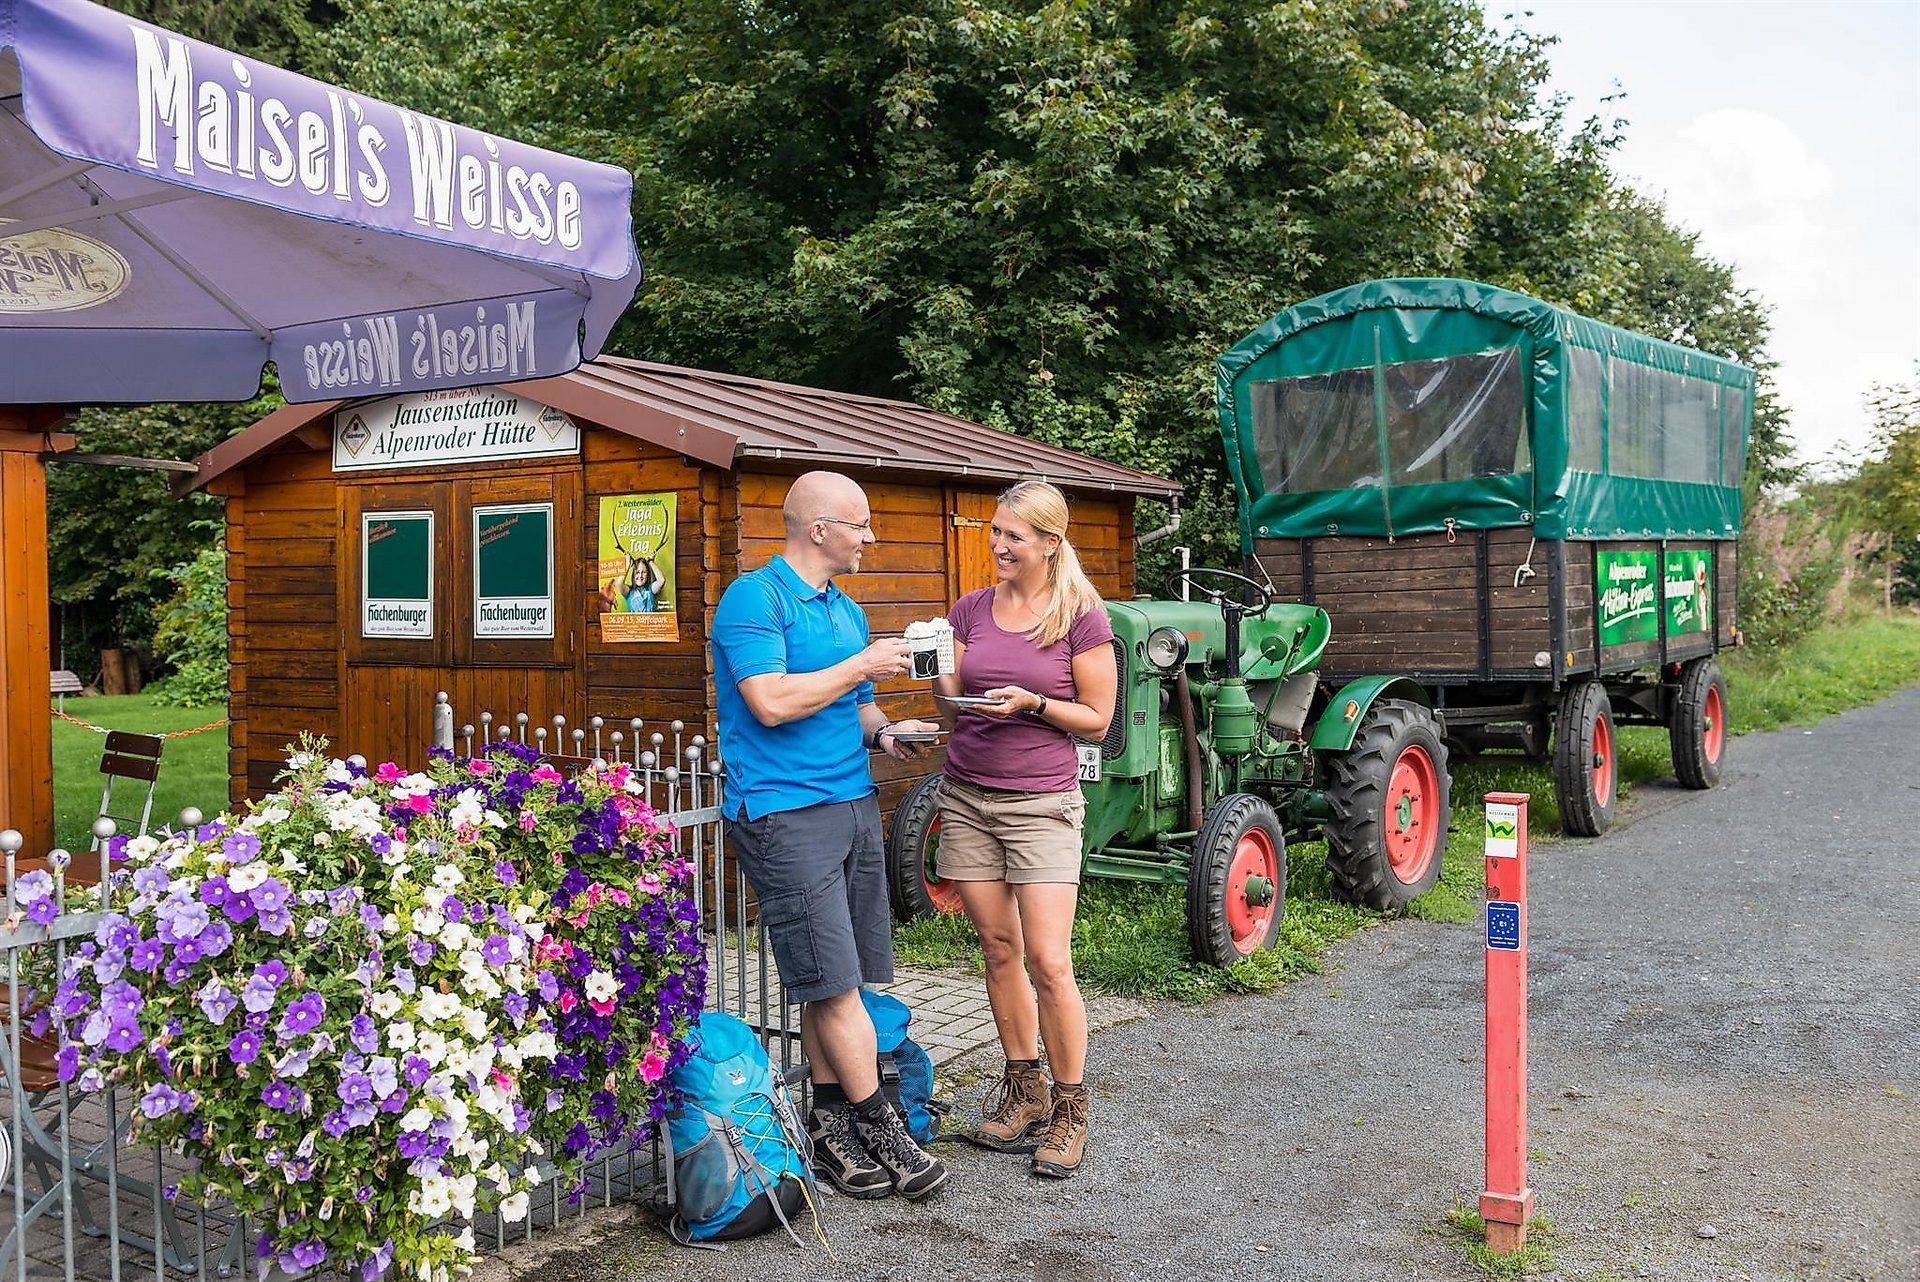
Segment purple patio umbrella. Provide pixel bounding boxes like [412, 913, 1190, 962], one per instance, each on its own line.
[0, 0, 643, 404]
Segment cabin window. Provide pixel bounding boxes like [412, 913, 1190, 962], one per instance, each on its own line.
[1250, 346, 1527, 493]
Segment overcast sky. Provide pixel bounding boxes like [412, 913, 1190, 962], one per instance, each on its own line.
[1485, 0, 1919, 471]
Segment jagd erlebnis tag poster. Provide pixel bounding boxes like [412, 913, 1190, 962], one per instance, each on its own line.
[596, 493, 677, 642]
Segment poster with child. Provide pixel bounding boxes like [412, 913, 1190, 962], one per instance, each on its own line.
[596, 493, 677, 641]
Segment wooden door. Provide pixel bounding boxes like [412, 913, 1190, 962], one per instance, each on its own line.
[945, 488, 999, 603]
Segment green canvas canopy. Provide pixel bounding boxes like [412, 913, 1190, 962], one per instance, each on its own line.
[1216, 278, 1753, 547]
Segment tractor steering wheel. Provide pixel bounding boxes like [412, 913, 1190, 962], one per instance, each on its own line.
[1164, 566, 1274, 618]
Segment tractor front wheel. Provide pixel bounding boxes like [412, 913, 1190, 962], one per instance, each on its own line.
[1669, 659, 1726, 790]
[885, 772, 967, 923]
[1552, 681, 1616, 836]
[1186, 794, 1286, 966]
[1323, 700, 1451, 911]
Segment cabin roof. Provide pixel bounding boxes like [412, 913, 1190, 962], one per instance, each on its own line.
[185, 357, 1180, 499]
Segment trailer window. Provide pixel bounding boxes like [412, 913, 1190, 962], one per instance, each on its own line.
[1663, 373, 1720, 485]
[1251, 368, 1381, 492]
[1251, 348, 1527, 493]
[1382, 347, 1528, 485]
[1722, 385, 1747, 488]
[1566, 345, 1605, 473]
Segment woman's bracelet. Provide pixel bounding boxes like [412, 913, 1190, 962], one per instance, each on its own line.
[1032, 695, 1049, 719]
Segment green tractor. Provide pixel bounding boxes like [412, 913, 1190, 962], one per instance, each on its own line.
[885, 567, 1453, 966]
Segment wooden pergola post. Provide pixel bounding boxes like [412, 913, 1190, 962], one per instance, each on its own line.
[0, 407, 75, 854]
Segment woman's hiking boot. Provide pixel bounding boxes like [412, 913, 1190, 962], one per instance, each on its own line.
[853, 1101, 950, 1200]
[807, 1104, 892, 1199]
[1029, 1082, 1089, 1179]
[965, 1060, 1051, 1153]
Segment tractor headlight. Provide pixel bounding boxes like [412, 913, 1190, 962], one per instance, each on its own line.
[1145, 626, 1189, 673]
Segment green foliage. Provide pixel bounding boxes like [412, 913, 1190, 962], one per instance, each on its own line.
[1722, 614, 1920, 733]
[148, 541, 230, 708]
[311, 0, 1783, 571]
[1855, 369, 1920, 543]
[98, 0, 329, 71]
[47, 387, 278, 680]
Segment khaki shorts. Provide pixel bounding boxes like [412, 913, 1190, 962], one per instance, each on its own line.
[934, 776, 1086, 885]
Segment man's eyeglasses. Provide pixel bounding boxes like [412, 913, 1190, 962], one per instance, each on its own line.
[814, 516, 873, 533]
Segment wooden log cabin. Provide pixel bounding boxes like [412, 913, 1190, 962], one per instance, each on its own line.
[184, 358, 1179, 818]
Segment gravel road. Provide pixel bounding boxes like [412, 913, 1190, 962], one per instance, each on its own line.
[507, 684, 1919, 1282]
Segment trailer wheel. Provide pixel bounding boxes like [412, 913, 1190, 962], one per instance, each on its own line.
[1186, 794, 1286, 966]
[1669, 659, 1726, 790]
[885, 772, 966, 923]
[1552, 681, 1616, 836]
[1323, 701, 1451, 911]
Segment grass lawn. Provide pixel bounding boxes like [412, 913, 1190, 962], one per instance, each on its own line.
[51, 694, 231, 849]
[896, 610, 1920, 1001]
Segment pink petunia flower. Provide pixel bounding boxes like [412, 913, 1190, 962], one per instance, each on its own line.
[374, 762, 405, 784]
[640, 1051, 667, 1084]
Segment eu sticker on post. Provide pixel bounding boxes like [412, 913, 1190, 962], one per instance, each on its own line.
[1484, 802, 1519, 860]
[1486, 901, 1521, 951]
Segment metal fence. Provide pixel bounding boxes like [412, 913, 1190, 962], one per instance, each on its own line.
[0, 696, 796, 1282]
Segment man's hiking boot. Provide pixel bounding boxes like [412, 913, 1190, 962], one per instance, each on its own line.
[965, 1060, 1051, 1153]
[807, 1105, 891, 1199]
[854, 1101, 950, 1200]
[1030, 1083, 1089, 1179]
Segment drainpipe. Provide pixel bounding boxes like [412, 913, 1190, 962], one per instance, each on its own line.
[1135, 494, 1181, 547]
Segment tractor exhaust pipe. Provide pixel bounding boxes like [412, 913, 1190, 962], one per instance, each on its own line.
[1175, 665, 1205, 832]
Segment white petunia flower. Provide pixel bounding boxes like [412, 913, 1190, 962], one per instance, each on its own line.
[415, 1030, 447, 1064]
[227, 861, 269, 892]
[582, 971, 617, 1003]
[385, 1021, 416, 1051]
[369, 991, 403, 1019]
[432, 863, 465, 890]
[410, 907, 444, 938]
[460, 1007, 489, 1041]
[398, 1106, 433, 1133]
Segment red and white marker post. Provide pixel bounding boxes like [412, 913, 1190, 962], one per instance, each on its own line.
[1480, 791, 1534, 1252]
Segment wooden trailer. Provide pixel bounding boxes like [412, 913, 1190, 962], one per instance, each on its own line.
[185, 357, 1178, 817]
[1217, 279, 1752, 835]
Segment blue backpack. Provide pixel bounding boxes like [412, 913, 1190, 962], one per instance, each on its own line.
[664, 1012, 819, 1246]
[859, 990, 943, 1144]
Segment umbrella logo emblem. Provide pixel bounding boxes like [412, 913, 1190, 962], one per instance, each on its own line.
[0, 222, 132, 314]
[339, 414, 372, 458]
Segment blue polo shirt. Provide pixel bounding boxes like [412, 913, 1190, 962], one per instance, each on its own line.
[711, 556, 876, 821]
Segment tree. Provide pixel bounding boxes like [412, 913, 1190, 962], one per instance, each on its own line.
[313, 0, 1789, 573]
[1856, 371, 1920, 543]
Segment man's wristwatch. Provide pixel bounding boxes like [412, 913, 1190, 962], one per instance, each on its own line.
[866, 722, 893, 750]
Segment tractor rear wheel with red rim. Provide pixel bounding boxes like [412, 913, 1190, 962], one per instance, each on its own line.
[1324, 700, 1452, 911]
[1186, 794, 1286, 966]
[1552, 680, 1616, 836]
[885, 771, 966, 922]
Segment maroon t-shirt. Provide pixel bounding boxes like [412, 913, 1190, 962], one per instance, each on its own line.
[942, 586, 1114, 793]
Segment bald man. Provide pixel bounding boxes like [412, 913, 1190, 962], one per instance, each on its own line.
[711, 470, 950, 1201]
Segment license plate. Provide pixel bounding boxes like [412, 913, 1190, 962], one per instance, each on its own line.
[1075, 741, 1102, 783]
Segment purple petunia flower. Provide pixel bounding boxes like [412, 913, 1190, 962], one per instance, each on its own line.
[349, 1014, 380, 1053]
[221, 831, 261, 864]
[258, 906, 294, 935]
[402, 1056, 432, 1088]
[229, 1030, 262, 1064]
[481, 934, 513, 966]
[281, 1240, 326, 1274]
[241, 975, 279, 1014]
[103, 1022, 143, 1053]
[407, 936, 435, 966]
[252, 877, 291, 913]
[260, 1080, 305, 1113]
[390, 966, 417, 995]
[442, 896, 465, 923]
[280, 992, 326, 1037]
[358, 903, 386, 933]
[322, 1110, 351, 1138]
[494, 860, 518, 888]
[367, 1056, 399, 1098]
[360, 1239, 393, 1282]
[337, 1072, 374, 1107]
[128, 937, 166, 973]
[395, 1130, 430, 1159]
[131, 866, 171, 899]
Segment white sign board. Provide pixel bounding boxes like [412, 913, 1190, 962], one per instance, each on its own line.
[1485, 802, 1519, 860]
[334, 386, 580, 472]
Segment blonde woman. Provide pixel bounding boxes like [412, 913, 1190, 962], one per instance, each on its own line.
[932, 480, 1116, 1179]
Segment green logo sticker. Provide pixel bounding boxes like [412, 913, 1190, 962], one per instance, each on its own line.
[1598, 550, 1660, 645]
[1664, 549, 1712, 636]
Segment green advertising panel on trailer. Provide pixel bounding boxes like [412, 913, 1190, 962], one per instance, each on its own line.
[1216, 278, 1754, 546]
